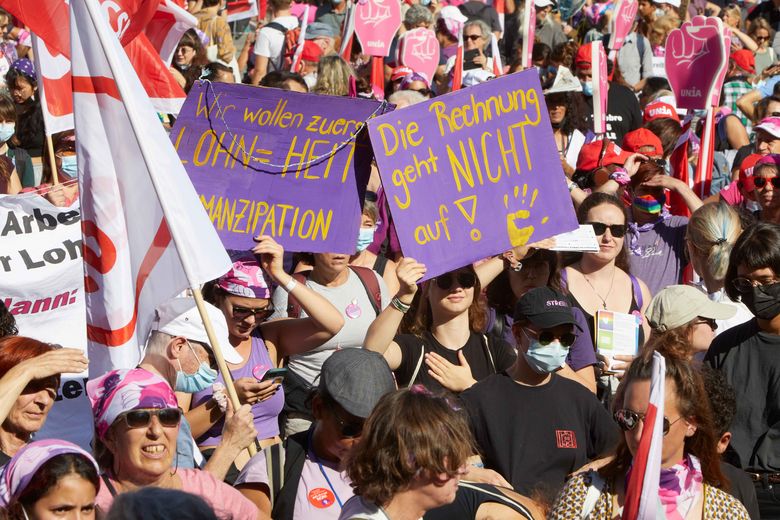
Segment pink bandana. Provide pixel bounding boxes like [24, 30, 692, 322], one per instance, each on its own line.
[217, 255, 275, 299]
[86, 368, 178, 440]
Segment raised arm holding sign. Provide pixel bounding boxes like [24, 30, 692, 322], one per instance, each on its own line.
[368, 69, 578, 279]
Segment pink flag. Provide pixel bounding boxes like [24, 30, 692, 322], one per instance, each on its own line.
[32, 34, 74, 135]
[592, 41, 608, 134]
[69, 0, 230, 375]
[623, 351, 666, 520]
[144, 0, 198, 65]
[451, 28, 464, 91]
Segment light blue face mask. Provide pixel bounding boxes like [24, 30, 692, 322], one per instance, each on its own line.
[581, 80, 593, 97]
[0, 123, 14, 143]
[175, 341, 218, 393]
[522, 331, 569, 374]
[60, 155, 78, 179]
[356, 226, 376, 252]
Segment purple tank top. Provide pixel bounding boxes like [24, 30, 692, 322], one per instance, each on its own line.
[191, 335, 284, 446]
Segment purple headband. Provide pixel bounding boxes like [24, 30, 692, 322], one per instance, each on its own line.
[400, 72, 430, 90]
[217, 254, 275, 299]
[10, 58, 35, 81]
[86, 368, 178, 440]
[0, 440, 99, 508]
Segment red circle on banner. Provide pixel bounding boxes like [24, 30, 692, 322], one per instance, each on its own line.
[308, 488, 336, 509]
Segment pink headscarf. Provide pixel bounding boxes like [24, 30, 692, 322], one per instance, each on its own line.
[0, 440, 99, 508]
[217, 254, 275, 299]
[86, 368, 178, 440]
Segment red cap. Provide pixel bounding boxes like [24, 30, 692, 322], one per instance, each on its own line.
[576, 140, 633, 171]
[643, 100, 680, 124]
[738, 153, 763, 191]
[574, 43, 592, 69]
[732, 49, 755, 74]
[301, 40, 322, 63]
[390, 66, 413, 82]
[622, 128, 663, 157]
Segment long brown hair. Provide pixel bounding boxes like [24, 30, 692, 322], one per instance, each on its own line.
[600, 349, 727, 490]
[407, 264, 486, 337]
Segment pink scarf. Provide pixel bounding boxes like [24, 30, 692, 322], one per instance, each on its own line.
[658, 454, 704, 520]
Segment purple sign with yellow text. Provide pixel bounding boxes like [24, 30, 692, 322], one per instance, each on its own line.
[368, 69, 578, 278]
[170, 81, 386, 253]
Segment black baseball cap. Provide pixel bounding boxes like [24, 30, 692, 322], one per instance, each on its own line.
[513, 287, 580, 330]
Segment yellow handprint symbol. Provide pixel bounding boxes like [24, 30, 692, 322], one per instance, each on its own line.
[503, 184, 549, 247]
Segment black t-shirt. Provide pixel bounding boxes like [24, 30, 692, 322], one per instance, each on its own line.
[721, 461, 760, 520]
[460, 372, 620, 502]
[585, 83, 642, 143]
[424, 482, 535, 520]
[0, 450, 9, 467]
[748, 1, 780, 30]
[705, 319, 780, 471]
[393, 331, 516, 392]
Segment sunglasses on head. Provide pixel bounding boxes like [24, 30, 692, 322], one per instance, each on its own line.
[613, 408, 681, 436]
[586, 221, 627, 238]
[333, 410, 364, 438]
[526, 329, 577, 347]
[120, 408, 182, 429]
[231, 302, 275, 321]
[434, 271, 477, 291]
[752, 176, 780, 189]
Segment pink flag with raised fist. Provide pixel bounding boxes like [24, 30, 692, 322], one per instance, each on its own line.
[398, 28, 439, 84]
[665, 16, 729, 111]
[354, 0, 401, 57]
[592, 41, 608, 134]
[609, 0, 638, 50]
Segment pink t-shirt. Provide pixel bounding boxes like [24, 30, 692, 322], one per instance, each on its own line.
[96, 469, 259, 520]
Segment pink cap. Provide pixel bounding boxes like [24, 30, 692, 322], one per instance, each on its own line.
[755, 117, 780, 139]
[217, 254, 275, 299]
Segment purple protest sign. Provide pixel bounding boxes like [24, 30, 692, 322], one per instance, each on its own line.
[170, 81, 387, 253]
[368, 69, 578, 279]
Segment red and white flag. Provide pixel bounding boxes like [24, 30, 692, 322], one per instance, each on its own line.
[226, 0, 259, 22]
[145, 0, 198, 65]
[451, 28, 464, 91]
[70, 0, 230, 376]
[340, 1, 356, 61]
[32, 34, 74, 135]
[490, 34, 503, 77]
[623, 351, 666, 520]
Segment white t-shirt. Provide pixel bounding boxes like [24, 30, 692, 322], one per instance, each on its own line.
[236, 446, 354, 519]
[271, 269, 390, 385]
[338, 496, 392, 520]
[254, 15, 300, 70]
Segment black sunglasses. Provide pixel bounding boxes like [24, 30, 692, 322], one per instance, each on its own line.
[333, 409, 364, 438]
[731, 276, 780, 294]
[231, 303, 275, 321]
[434, 271, 477, 291]
[586, 222, 627, 238]
[692, 317, 717, 330]
[613, 408, 680, 436]
[464, 34, 482, 41]
[753, 176, 780, 189]
[528, 329, 577, 347]
[121, 408, 182, 429]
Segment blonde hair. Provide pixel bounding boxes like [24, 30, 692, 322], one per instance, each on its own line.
[686, 202, 742, 281]
[649, 15, 679, 47]
[313, 55, 355, 96]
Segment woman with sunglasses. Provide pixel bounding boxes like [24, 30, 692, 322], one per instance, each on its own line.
[706, 222, 780, 518]
[550, 350, 749, 519]
[0, 336, 87, 466]
[88, 368, 259, 518]
[750, 154, 780, 225]
[364, 260, 516, 393]
[749, 18, 775, 76]
[188, 237, 344, 471]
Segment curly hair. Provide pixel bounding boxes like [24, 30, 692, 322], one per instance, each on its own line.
[407, 264, 486, 337]
[600, 349, 727, 490]
[344, 387, 474, 506]
[314, 55, 355, 97]
[700, 365, 736, 438]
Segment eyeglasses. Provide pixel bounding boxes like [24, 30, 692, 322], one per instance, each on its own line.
[464, 34, 483, 41]
[526, 329, 576, 347]
[434, 271, 477, 291]
[752, 176, 780, 189]
[770, 111, 780, 117]
[586, 222, 627, 238]
[691, 317, 717, 330]
[731, 276, 780, 294]
[640, 158, 667, 167]
[613, 408, 681, 436]
[332, 409, 364, 438]
[230, 302, 275, 321]
[120, 408, 182, 429]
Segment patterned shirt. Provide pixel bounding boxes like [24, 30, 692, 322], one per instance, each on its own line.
[722, 77, 754, 132]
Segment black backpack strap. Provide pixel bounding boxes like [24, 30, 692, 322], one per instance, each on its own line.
[101, 474, 119, 497]
[265, 21, 288, 34]
[271, 430, 310, 520]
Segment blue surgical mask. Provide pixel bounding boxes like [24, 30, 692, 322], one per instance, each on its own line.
[522, 331, 569, 374]
[356, 226, 376, 252]
[0, 123, 14, 143]
[60, 155, 78, 178]
[581, 80, 593, 97]
[175, 341, 218, 393]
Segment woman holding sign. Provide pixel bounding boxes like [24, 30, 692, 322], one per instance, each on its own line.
[363, 260, 516, 393]
[563, 193, 652, 380]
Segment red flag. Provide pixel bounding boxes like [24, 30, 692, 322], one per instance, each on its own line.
[669, 116, 693, 217]
[32, 34, 74, 135]
[451, 30, 464, 91]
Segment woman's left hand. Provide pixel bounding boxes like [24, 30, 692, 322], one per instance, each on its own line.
[425, 351, 477, 392]
[641, 174, 682, 192]
[252, 234, 285, 280]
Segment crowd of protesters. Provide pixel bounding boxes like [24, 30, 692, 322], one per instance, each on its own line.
[2, 0, 780, 518]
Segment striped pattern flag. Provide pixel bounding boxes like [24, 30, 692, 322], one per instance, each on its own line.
[451, 27, 464, 91]
[623, 351, 667, 520]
